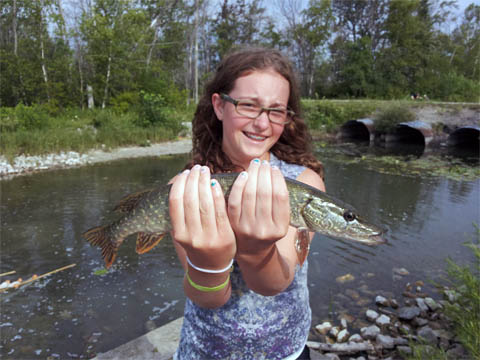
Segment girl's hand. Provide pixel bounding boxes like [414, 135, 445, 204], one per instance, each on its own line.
[227, 159, 290, 255]
[169, 165, 236, 271]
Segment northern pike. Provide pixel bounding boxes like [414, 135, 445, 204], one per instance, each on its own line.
[83, 173, 385, 268]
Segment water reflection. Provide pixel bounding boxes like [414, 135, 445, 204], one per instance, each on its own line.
[1, 150, 479, 358]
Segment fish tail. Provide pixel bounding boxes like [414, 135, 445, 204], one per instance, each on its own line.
[83, 225, 119, 268]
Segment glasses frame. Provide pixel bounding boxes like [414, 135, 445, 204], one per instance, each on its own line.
[220, 93, 294, 125]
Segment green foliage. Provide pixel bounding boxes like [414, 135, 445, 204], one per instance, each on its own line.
[373, 102, 415, 133]
[407, 227, 480, 360]
[0, 106, 192, 158]
[302, 99, 379, 132]
[442, 228, 480, 359]
[136, 91, 183, 135]
[0, 103, 52, 131]
[111, 92, 141, 114]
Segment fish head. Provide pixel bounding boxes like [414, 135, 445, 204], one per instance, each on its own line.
[302, 197, 385, 245]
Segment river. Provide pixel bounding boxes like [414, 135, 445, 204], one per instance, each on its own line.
[1, 146, 478, 358]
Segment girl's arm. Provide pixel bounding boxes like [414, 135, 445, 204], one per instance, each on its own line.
[169, 165, 237, 308]
[231, 163, 325, 296]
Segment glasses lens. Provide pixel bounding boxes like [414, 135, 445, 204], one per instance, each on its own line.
[268, 109, 288, 123]
[236, 101, 261, 118]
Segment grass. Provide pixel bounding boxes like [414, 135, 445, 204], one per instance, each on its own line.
[0, 105, 195, 161]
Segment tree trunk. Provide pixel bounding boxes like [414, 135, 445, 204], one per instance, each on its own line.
[38, 1, 50, 101]
[102, 55, 112, 109]
[13, 0, 18, 56]
[87, 85, 95, 109]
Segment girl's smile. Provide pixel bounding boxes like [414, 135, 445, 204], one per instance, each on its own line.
[212, 69, 290, 170]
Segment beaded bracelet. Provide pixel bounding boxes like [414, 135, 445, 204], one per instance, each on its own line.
[186, 256, 234, 274]
[186, 267, 232, 292]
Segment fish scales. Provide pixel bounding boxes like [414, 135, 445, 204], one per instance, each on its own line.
[83, 173, 385, 268]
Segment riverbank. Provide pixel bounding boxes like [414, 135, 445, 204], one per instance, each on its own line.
[0, 138, 192, 179]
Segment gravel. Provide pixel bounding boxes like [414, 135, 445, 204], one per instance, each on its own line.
[0, 139, 192, 179]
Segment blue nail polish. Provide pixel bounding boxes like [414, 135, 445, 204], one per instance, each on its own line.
[211, 180, 216, 187]
[253, 158, 260, 164]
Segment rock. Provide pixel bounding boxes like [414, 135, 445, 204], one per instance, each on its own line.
[412, 317, 429, 327]
[375, 295, 389, 307]
[340, 318, 348, 329]
[375, 334, 395, 349]
[397, 345, 412, 355]
[310, 349, 340, 360]
[348, 334, 363, 343]
[415, 298, 429, 312]
[366, 309, 379, 322]
[397, 306, 421, 320]
[360, 325, 380, 340]
[417, 326, 437, 344]
[398, 323, 411, 335]
[424, 297, 441, 311]
[307, 341, 374, 354]
[393, 267, 410, 276]
[444, 289, 459, 302]
[336, 273, 355, 284]
[329, 326, 340, 338]
[338, 313, 355, 324]
[389, 298, 399, 309]
[345, 289, 360, 300]
[356, 297, 371, 307]
[315, 322, 332, 335]
[337, 329, 350, 343]
[446, 343, 467, 359]
[375, 314, 390, 327]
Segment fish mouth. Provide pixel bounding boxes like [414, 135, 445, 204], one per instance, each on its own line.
[368, 233, 387, 245]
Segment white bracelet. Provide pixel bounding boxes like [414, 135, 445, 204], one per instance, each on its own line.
[186, 256, 234, 274]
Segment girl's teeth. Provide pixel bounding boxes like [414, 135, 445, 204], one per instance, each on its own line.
[245, 133, 265, 140]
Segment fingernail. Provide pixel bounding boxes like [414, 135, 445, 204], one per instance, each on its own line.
[211, 179, 217, 187]
[183, 169, 191, 175]
[201, 166, 209, 173]
[240, 171, 248, 179]
[252, 158, 260, 164]
[271, 165, 279, 170]
[262, 160, 269, 166]
[193, 164, 201, 170]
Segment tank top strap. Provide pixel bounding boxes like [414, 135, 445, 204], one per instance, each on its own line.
[269, 153, 306, 180]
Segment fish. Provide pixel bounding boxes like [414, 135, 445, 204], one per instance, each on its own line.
[83, 173, 385, 268]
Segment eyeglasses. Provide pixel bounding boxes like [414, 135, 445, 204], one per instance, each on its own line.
[220, 93, 294, 125]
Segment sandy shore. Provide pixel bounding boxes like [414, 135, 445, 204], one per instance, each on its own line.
[0, 138, 192, 179]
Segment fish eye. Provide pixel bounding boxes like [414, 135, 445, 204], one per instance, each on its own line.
[343, 210, 356, 222]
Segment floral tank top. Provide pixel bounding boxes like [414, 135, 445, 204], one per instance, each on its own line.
[174, 153, 311, 360]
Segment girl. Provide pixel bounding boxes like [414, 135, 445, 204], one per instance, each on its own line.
[169, 47, 325, 359]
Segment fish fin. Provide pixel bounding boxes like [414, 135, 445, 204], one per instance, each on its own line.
[295, 227, 311, 267]
[83, 225, 119, 269]
[114, 189, 154, 213]
[136, 232, 165, 254]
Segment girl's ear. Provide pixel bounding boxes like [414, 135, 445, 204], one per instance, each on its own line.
[212, 93, 224, 121]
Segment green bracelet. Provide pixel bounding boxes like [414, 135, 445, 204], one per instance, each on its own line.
[186, 267, 232, 292]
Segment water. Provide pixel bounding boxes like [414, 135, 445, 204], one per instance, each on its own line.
[1, 148, 479, 358]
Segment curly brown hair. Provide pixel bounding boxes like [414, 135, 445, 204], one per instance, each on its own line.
[186, 47, 324, 179]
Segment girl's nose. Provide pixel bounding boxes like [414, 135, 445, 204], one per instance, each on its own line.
[252, 111, 270, 130]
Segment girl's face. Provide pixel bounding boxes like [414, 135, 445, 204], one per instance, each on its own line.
[212, 69, 290, 170]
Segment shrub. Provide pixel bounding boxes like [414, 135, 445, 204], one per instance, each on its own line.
[136, 91, 183, 134]
[14, 103, 51, 130]
[302, 99, 378, 132]
[111, 91, 141, 114]
[373, 102, 415, 133]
